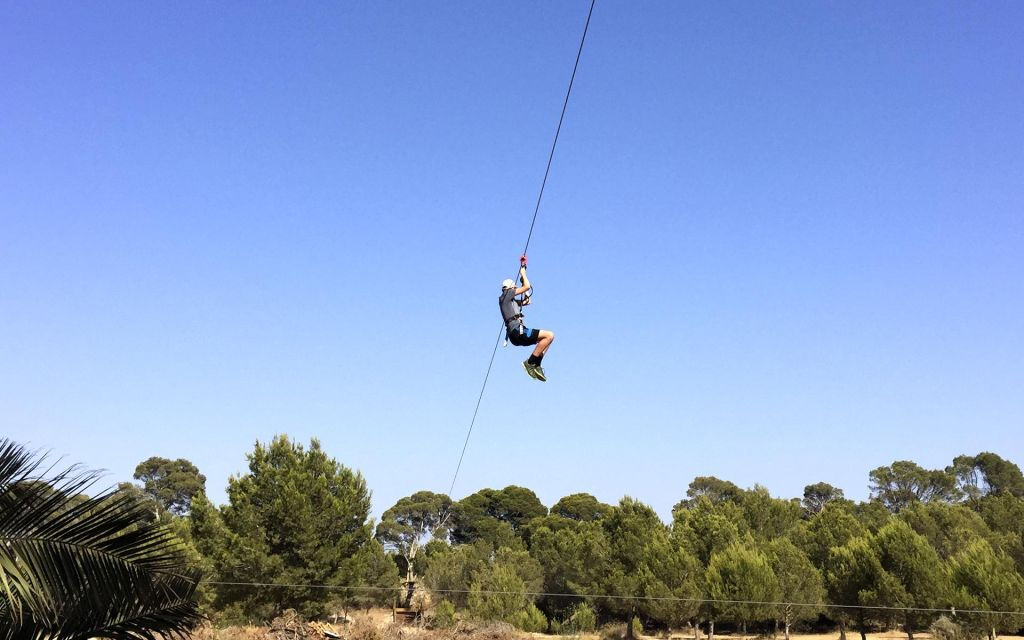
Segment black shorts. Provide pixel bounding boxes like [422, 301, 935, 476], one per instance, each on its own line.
[507, 325, 540, 347]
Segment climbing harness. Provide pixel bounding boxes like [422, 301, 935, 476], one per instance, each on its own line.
[499, 255, 533, 347]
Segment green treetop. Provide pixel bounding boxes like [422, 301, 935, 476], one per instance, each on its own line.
[705, 541, 779, 635]
[376, 490, 452, 579]
[765, 537, 825, 640]
[191, 435, 379, 621]
[133, 456, 207, 516]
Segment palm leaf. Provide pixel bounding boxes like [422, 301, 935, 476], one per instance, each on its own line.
[0, 438, 202, 639]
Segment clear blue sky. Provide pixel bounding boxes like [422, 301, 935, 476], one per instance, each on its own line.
[2, 2, 1022, 520]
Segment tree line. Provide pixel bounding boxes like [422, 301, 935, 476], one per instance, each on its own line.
[129, 436, 1024, 639]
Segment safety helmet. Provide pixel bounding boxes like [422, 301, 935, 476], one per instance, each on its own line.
[501, 278, 515, 290]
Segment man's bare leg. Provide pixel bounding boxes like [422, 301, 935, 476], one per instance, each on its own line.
[532, 330, 554, 358]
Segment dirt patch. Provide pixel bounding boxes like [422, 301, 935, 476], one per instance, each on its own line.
[189, 618, 1024, 640]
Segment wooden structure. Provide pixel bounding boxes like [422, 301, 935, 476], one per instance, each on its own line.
[392, 578, 421, 624]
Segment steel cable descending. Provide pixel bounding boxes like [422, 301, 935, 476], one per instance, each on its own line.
[444, 0, 597, 501]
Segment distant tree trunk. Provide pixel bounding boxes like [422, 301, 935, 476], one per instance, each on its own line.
[990, 627, 996, 640]
[785, 620, 791, 640]
[904, 618, 914, 640]
[626, 610, 636, 640]
[838, 619, 847, 640]
[858, 611, 868, 640]
[709, 619, 715, 640]
[742, 621, 748, 636]
[772, 619, 779, 639]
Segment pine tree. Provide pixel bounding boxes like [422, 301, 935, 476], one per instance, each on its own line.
[706, 541, 779, 635]
[948, 538, 1024, 640]
[191, 435, 378, 621]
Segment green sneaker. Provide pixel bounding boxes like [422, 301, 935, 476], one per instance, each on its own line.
[522, 360, 540, 379]
[532, 365, 547, 382]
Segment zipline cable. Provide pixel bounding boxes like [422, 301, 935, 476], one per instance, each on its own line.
[199, 581, 1024, 617]
[444, 0, 597, 500]
[446, 325, 504, 498]
[522, 0, 597, 258]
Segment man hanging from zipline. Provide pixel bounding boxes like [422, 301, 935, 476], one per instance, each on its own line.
[499, 255, 555, 381]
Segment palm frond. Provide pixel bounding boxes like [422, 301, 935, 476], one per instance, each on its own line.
[0, 438, 202, 640]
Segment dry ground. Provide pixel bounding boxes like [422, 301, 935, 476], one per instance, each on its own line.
[189, 629, 1024, 640]
[187, 611, 1024, 640]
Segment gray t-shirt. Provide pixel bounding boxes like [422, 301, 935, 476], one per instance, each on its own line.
[499, 288, 523, 331]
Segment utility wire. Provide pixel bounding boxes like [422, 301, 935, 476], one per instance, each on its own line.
[443, 0, 597, 501]
[200, 582, 1024, 617]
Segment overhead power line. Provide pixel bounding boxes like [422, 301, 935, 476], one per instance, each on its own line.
[199, 581, 1024, 617]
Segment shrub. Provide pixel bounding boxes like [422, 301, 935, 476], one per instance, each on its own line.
[468, 566, 530, 623]
[511, 603, 547, 633]
[930, 615, 980, 640]
[348, 615, 384, 640]
[566, 603, 597, 633]
[599, 624, 624, 640]
[432, 600, 458, 629]
[462, 621, 520, 640]
[598, 618, 643, 640]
